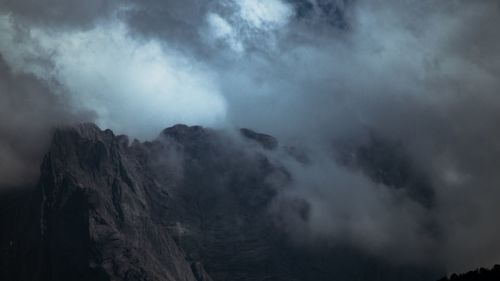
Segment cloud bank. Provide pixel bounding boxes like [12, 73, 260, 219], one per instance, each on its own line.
[1, 0, 500, 273]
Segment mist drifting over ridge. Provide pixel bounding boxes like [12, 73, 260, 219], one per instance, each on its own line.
[1, 0, 500, 275]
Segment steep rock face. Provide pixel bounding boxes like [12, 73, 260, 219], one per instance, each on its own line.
[1, 124, 209, 281]
[1, 123, 442, 281]
[38, 124, 208, 281]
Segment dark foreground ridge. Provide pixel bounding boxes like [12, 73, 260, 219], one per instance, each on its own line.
[1, 123, 440, 281]
[437, 265, 500, 281]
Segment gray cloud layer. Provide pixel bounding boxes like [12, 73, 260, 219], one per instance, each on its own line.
[1, 0, 500, 273]
[0, 54, 92, 187]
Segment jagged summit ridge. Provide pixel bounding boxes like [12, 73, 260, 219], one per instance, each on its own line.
[239, 128, 278, 150]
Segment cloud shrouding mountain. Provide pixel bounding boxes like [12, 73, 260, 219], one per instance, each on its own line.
[1, 0, 500, 274]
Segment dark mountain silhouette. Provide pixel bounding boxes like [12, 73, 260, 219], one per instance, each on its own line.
[437, 265, 500, 281]
[1, 123, 441, 281]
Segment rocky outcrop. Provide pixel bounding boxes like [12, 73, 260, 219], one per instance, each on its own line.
[239, 128, 278, 150]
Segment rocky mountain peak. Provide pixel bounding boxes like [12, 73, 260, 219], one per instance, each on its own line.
[1, 123, 441, 281]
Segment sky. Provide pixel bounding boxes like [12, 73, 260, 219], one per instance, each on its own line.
[1, 0, 500, 274]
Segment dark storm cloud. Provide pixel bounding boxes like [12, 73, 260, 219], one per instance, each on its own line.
[0, 0, 118, 28]
[124, 0, 214, 48]
[288, 0, 353, 29]
[1, 0, 500, 274]
[208, 0, 500, 271]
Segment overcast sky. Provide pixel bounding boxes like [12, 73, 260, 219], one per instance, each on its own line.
[1, 0, 500, 274]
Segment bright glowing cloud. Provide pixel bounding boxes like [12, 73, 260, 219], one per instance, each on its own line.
[0, 18, 227, 137]
[236, 0, 293, 30]
[203, 0, 293, 54]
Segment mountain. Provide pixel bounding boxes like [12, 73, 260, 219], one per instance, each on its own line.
[0, 123, 440, 281]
